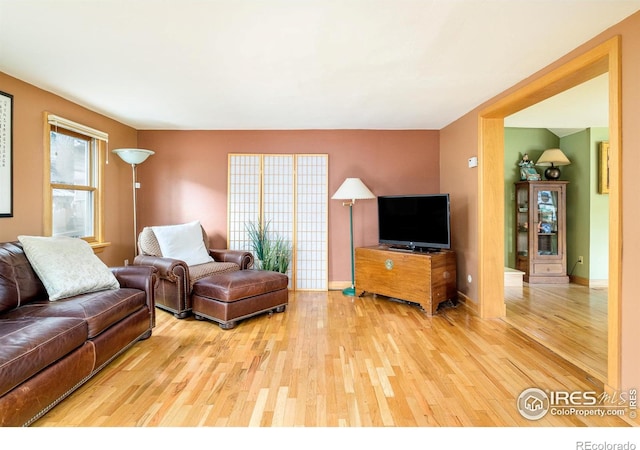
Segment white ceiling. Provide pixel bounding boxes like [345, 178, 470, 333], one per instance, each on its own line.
[0, 0, 638, 130]
[506, 73, 610, 137]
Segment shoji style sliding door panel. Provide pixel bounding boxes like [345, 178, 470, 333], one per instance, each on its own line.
[228, 155, 261, 253]
[227, 154, 328, 291]
[262, 155, 295, 271]
[295, 155, 328, 290]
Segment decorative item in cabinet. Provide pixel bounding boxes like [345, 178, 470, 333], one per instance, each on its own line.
[514, 180, 569, 283]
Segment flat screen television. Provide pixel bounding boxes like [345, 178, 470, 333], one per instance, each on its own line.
[377, 194, 451, 251]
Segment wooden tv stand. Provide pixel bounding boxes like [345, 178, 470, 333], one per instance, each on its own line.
[354, 245, 457, 315]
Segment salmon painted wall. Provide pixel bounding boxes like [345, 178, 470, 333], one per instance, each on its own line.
[136, 130, 440, 284]
[440, 11, 640, 390]
[0, 72, 139, 266]
[440, 113, 479, 302]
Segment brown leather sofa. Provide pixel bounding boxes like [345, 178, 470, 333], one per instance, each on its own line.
[0, 241, 157, 427]
[134, 226, 253, 318]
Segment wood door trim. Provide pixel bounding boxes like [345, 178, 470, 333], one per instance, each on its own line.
[477, 36, 621, 390]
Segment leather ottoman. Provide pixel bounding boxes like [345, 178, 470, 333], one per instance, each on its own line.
[191, 270, 288, 329]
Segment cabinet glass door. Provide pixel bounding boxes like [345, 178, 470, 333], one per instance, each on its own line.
[515, 185, 529, 271]
[535, 188, 559, 256]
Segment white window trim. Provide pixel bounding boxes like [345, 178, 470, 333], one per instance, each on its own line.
[47, 114, 109, 142]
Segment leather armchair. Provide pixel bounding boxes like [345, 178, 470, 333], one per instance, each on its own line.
[134, 226, 253, 318]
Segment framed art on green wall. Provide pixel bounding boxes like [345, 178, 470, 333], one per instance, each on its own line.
[599, 141, 610, 194]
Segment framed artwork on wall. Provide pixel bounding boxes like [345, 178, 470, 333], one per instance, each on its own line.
[0, 90, 13, 217]
[599, 141, 610, 194]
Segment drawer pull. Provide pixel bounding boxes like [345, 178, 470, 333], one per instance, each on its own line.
[384, 259, 394, 270]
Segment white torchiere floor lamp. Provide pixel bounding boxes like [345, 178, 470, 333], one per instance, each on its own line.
[112, 148, 155, 255]
[332, 177, 375, 296]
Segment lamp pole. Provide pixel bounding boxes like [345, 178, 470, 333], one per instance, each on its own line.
[112, 148, 155, 258]
[331, 177, 375, 297]
[345, 200, 356, 296]
[130, 163, 138, 256]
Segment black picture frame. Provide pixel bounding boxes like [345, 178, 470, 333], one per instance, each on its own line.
[0, 90, 13, 217]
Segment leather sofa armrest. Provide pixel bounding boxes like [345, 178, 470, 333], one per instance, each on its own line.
[111, 265, 157, 326]
[209, 249, 254, 270]
[111, 264, 157, 290]
[133, 255, 189, 282]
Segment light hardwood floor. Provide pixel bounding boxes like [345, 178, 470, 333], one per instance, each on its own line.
[504, 283, 607, 382]
[34, 290, 627, 427]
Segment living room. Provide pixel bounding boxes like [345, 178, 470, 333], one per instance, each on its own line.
[2, 0, 640, 441]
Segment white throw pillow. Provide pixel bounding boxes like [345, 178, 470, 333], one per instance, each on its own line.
[151, 220, 213, 266]
[17, 235, 120, 301]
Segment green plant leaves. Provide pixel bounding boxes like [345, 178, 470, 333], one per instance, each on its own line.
[245, 219, 291, 274]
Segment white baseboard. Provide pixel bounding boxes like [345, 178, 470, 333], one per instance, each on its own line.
[329, 281, 351, 291]
[504, 267, 524, 287]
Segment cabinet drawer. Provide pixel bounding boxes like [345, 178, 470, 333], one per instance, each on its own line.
[533, 263, 564, 275]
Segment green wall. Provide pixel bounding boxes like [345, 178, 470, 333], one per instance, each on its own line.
[561, 130, 590, 278]
[589, 128, 609, 281]
[561, 128, 609, 281]
[504, 127, 609, 283]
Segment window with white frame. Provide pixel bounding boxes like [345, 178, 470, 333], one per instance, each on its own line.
[45, 113, 108, 248]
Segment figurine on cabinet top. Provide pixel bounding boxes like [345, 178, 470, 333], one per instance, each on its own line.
[519, 153, 541, 181]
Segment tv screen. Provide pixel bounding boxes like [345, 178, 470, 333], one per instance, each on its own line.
[377, 194, 451, 250]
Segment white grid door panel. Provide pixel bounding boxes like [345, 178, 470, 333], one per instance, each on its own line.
[228, 154, 261, 252]
[263, 155, 295, 285]
[296, 155, 328, 290]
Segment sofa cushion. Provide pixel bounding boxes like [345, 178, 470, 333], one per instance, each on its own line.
[0, 317, 88, 397]
[0, 242, 48, 313]
[151, 221, 214, 266]
[2, 288, 147, 339]
[17, 236, 119, 301]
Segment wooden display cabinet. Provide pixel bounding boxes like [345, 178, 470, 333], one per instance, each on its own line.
[354, 245, 457, 315]
[515, 180, 569, 283]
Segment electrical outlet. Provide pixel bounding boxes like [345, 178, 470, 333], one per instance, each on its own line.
[577, 256, 584, 264]
[124, 259, 129, 266]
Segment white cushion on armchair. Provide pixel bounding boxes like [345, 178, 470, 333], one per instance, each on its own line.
[151, 220, 214, 266]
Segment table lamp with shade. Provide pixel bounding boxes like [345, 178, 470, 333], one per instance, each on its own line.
[112, 148, 155, 255]
[536, 148, 571, 180]
[331, 177, 375, 296]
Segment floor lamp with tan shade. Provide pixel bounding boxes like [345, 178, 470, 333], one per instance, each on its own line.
[331, 177, 375, 296]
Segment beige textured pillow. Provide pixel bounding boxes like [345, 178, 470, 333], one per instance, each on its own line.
[18, 235, 120, 301]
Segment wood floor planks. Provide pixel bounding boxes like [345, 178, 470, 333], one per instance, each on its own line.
[33, 290, 629, 427]
[504, 283, 607, 381]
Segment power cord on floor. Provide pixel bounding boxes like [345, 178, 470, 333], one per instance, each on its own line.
[568, 259, 580, 276]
